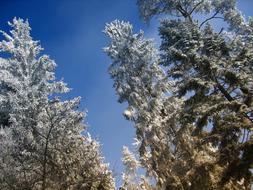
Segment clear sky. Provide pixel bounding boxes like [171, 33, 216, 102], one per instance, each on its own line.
[0, 0, 252, 187]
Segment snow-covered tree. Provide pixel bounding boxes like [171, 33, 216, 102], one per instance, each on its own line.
[105, 0, 253, 189]
[120, 146, 154, 190]
[104, 20, 192, 189]
[120, 146, 140, 190]
[0, 18, 115, 190]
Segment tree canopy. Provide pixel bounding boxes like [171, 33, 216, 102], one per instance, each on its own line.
[105, 0, 253, 189]
[0, 18, 115, 190]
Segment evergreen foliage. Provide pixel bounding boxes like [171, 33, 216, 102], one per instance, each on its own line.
[0, 18, 115, 190]
[105, 0, 253, 189]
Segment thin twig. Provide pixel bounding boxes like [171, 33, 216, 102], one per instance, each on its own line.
[199, 11, 223, 28]
[189, 0, 204, 15]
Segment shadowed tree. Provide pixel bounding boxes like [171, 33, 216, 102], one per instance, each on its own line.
[105, 0, 253, 189]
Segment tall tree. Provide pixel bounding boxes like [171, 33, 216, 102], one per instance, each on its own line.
[105, 0, 253, 189]
[0, 18, 115, 190]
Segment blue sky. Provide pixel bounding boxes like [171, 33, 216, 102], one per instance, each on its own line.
[0, 0, 159, 184]
[0, 0, 252, 186]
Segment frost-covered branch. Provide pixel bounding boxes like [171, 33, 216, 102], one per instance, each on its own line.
[0, 18, 115, 190]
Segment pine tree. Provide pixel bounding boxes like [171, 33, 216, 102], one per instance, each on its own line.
[105, 0, 253, 189]
[0, 18, 115, 190]
[120, 146, 140, 190]
[120, 146, 154, 190]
